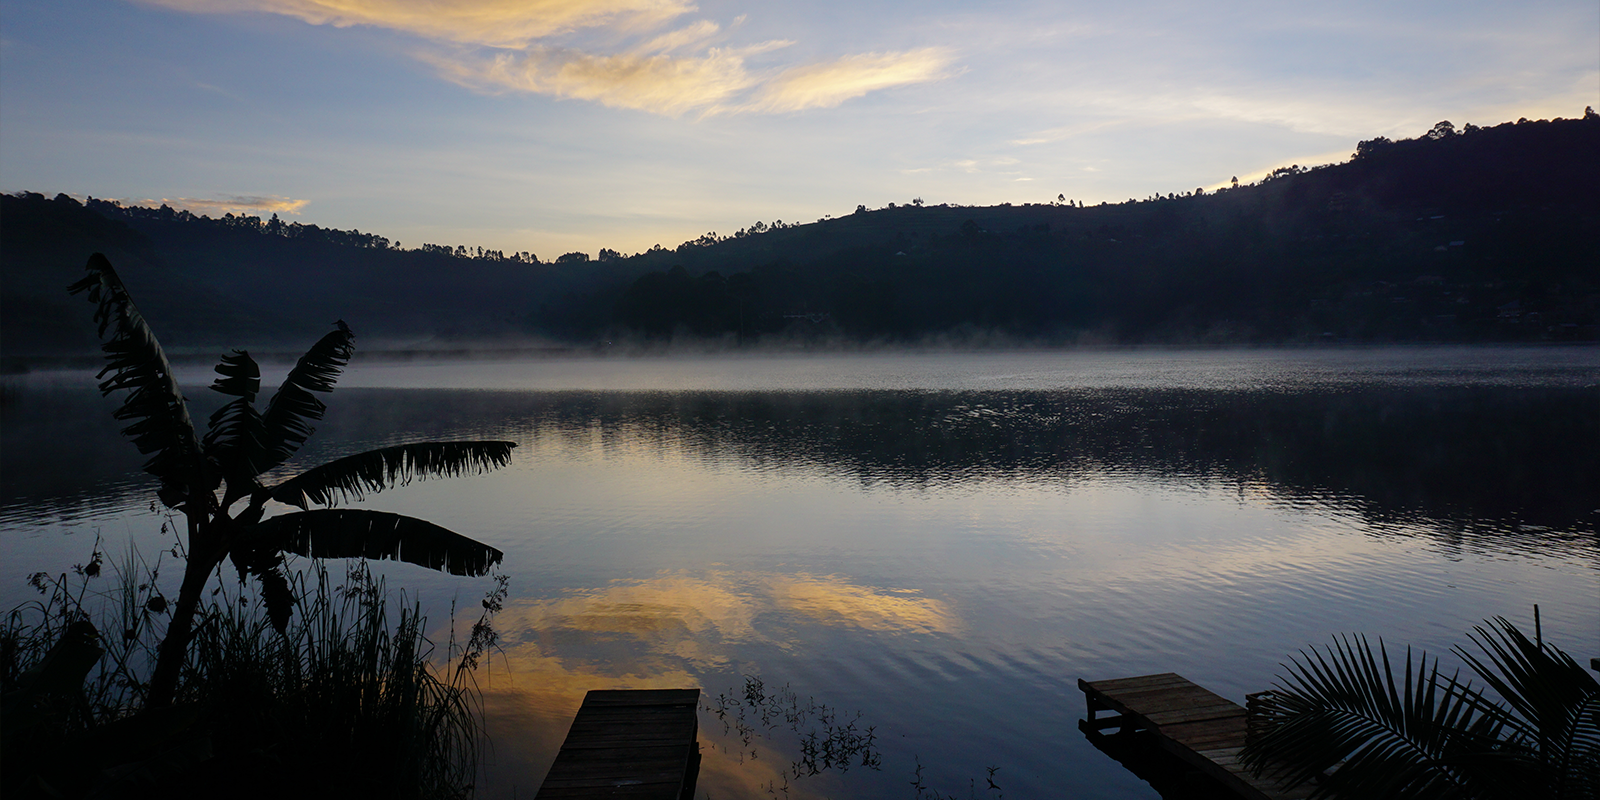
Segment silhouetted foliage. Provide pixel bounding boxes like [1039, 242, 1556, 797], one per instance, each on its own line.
[67, 254, 514, 706]
[1241, 618, 1598, 799]
[2, 555, 496, 800]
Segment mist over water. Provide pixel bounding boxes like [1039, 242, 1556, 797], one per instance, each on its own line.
[3, 347, 1596, 799]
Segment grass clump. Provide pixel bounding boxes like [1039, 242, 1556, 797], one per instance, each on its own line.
[1, 542, 503, 800]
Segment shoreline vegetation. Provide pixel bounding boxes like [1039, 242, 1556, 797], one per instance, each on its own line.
[1, 541, 501, 800]
[4, 113, 1597, 359]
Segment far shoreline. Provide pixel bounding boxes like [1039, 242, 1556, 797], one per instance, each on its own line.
[6, 337, 1599, 376]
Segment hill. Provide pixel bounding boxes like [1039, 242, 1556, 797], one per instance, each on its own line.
[3, 112, 1596, 361]
[559, 114, 1599, 345]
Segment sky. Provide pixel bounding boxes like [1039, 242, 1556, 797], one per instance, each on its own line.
[2, 0, 1596, 258]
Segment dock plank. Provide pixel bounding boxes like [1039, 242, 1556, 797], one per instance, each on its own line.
[1080, 673, 1312, 800]
[536, 688, 701, 800]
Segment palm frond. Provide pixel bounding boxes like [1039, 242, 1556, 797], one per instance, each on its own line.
[1456, 618, 1600, 799]
[269, 441, 516, 509]
[257, 325, 355, 473]
[1241, 634, 1513, 799]
[249, 509, 503, 577]
[68, 253, 207, 507]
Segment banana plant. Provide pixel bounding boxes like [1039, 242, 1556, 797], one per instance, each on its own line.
[70, 253, 515, 707]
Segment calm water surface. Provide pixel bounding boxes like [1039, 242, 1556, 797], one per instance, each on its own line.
[3, 347, 1597, 799]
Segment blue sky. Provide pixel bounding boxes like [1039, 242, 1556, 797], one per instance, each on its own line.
[3, 0, 1595, 257]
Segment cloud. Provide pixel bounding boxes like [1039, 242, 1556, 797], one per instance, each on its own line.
[638, 19, 720, 54]
[427, 41, 789, 115]
[431, 42, 950, 116]
[144, 0, 951, 116]
[743, 48, 953, 113]
[114, 194, 310, 216]
[141, 0, 697, 48]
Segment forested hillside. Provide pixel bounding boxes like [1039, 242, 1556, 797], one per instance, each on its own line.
[4, 113, 1596, 362]
[553, 114, 1599, 344]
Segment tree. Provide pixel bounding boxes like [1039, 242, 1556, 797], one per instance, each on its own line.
[1355, 137, 1394, 159]
[1428, 120, 1458, 140]
[1242, 617, 1599, 799]
[70, 253, 515, 707]
[556, 251, 590, 263]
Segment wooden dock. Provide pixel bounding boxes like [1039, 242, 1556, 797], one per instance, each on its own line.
[535, 689, 702, 799]
[1078, 673, 1311, 800]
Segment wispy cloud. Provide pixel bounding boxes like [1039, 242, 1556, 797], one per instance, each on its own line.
[114, 194, 310, 216]
[741, 48, 953, 113]
[427, 41, 789, 115]
[143, 0, 697, 48]
[145, 0, 950, 115]
[638, 19, 721, 54]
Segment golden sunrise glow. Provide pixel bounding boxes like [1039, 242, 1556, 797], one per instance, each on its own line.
[112, 194, 311, 215]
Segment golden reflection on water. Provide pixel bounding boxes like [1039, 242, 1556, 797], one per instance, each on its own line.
[474, 569, 960, 797]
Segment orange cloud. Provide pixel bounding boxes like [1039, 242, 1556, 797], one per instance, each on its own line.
[141, 0, 696, 47]
[432, 44, 949, 116]
[426, 42, 789, 115]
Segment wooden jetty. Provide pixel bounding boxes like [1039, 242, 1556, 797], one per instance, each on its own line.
[1078, 673, 1312, 800]
[536, 689, 702, 799]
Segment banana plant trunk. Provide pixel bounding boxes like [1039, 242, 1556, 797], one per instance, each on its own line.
[146, 510, 228, 708]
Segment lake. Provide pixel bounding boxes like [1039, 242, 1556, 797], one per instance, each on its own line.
[3, 347, 1597, 798]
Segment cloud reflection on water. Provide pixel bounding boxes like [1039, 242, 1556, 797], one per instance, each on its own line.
[474, 569, 958, 797]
